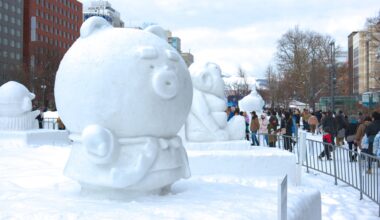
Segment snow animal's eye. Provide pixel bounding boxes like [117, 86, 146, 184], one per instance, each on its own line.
[166, 50, 179, 62]
[137, 47, 158, 59]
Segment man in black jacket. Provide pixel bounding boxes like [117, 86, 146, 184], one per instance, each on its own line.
[364, 111, 380, 173]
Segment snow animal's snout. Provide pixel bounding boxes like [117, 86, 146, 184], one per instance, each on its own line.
[152, 67, 178, 100]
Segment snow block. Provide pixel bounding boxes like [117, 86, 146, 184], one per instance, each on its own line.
[188, 146, 299, 185]
[185, 140, 251, 151]
[0, 129, 70, 147]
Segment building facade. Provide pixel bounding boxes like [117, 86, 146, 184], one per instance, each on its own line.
[83, 0, 124, 27]
[24, 0, 82, 108]
[348, 29, 380, 95]
[0, 0, 24, 85]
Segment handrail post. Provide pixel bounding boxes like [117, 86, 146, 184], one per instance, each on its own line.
[299, 131, 308, 173]
[358, 151, 363, 200]
[332, 145, 338, 185]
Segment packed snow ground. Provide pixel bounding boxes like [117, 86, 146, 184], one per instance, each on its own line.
[0, 138, 378, 219]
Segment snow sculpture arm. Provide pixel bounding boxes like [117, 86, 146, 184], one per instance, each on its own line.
[81, 124, 117, 164]
[110, 137, 159, 188]
[191, 90, 223, 133]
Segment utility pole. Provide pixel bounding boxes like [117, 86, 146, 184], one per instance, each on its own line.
[329, 41, 336, 112]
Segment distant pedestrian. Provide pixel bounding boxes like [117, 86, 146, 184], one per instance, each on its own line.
[345, 116, 359, 162]
[258, 113, 269, 145]
[319, 127, 333, 160]
[250, 111, 260, 146]
[308, 113, 319, 135]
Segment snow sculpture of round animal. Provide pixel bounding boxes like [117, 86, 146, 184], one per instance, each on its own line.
[0, 81, 39, 130]
[55, 17, 193, 192]
[185, 62, 230, 142]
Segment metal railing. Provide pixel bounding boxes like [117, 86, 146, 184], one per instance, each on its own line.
[256, 132, 380, 217]
[42, 117, 58, 130]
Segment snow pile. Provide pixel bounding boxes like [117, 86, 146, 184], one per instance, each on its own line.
[0, 145, 320, 220]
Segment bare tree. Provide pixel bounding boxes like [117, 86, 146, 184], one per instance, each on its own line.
[225, 67, 251, 102]
[366, 10, 380, 88]
[275, 26, 333, 109]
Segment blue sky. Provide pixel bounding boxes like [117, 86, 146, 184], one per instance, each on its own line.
[79, 0, 379, 78]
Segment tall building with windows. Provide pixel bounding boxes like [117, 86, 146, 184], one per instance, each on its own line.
[24, 0, 82, 107]
[166, 30, 194, 67]
[348, 28, 380, 95]
[83, 0, 124, 27]
[0, 0, 24, 85]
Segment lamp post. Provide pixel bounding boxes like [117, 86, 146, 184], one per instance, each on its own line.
[329, 41, 336, 112]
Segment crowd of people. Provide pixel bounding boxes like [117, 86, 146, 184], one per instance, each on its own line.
[226, 106, 380, 174]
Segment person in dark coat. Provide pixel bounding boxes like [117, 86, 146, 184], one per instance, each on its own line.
[281, 112, 293, 152]
[335, 110, 348, 146]
[364, 111, 380, 173]
[321, 111, 337, 145]
[345, 116, 359, 161]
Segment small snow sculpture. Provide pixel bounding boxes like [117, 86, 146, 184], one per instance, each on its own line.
[227, 115, 246, 140]
[0, 81, 39, 130]
[55, 17, 193, 192]
[238, 87, 265, 114]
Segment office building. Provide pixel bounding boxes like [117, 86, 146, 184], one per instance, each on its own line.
[83, 0, 124, 27]
[0, 0, 24, 85]
[24, 0, 82, 107]
[348, 29, 380, 94]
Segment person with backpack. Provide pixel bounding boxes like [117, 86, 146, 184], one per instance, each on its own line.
[355, 116, 372, 149]
[364, 111, 380, 174]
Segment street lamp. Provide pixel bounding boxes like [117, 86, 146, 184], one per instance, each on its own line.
[329, 41, 336, 112]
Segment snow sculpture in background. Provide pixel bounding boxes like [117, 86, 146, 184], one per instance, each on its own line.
[238, 87, 265, 114]
[185, 62, 245, 141]
[227, 115, 246, 140]
[0, 81, 39, 130]
[55, 17, 193, 193]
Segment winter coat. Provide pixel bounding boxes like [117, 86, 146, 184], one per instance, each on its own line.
[302, 112, 311, 122]
[336, 114, 347, 130]
[308, 115, 318, 126]
[365, 120, 380, 143]
[258, 114, 269, 134]
[355, 121, 371, 147]
[373, 132, 380, 156]
[250, 117, 260, 132]
[345, 122, 358, 142]
[322, 115, 337, 135]
[267, 123, 277, 143]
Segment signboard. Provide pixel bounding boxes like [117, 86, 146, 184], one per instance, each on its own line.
[278, 175, 287, 220]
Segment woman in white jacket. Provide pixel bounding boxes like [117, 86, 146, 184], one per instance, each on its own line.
[258, 113, 269, 146]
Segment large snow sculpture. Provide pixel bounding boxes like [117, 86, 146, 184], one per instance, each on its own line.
[0, 81, 39, 130]
[185, 62, 230, 142]
[55, 17, 193, 192]
[185, 62, 246, 142]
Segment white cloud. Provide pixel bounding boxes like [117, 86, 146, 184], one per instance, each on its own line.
[78, 0, 379, 77]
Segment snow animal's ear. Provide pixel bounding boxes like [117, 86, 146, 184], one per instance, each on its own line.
[29, 92, 35, 100]
[144, 25, 167, 40]
[80, 16, 112, 38]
